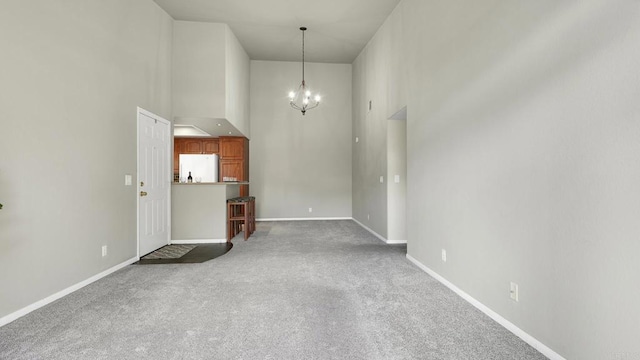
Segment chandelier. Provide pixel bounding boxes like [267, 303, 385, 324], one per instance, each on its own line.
[288, 27, 320, 115]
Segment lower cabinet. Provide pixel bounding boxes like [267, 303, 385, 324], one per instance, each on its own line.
[219, 137, 249, 196]
[220, 160, 244, 181]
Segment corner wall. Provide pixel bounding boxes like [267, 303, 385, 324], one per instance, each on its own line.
[225, 25, 251, 138]
[249, 61, 352, 219]
[0, 0, 172, 320]
[353, 0, 640, 359]
[172, 21, 226, 119]
[352, 7, 408, 240]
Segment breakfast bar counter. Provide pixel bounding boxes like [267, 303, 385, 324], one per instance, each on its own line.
[171, 182, 249, 243]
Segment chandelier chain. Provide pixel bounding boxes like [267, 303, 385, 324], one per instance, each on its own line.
[288, 26, 320, 115]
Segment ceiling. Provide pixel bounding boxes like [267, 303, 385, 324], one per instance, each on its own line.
[152, 0, 402, 64]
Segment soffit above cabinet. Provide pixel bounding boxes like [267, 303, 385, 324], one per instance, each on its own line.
[172, 22, 250, 139]
[174, 117, 243, 138]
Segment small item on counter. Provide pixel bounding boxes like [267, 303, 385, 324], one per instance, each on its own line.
[187, 171, 193, 183]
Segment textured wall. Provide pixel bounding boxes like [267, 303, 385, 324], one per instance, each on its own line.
[172, 21, 226, 119]
[0, 0, 173, 319]
[353, 0, 640, 359]
[352, 8, 408, 240]
[225, 25, 251, 138]
[387, 118, 407, 242]
[171, 185, 239, 241]
[250, 61, 352, 219]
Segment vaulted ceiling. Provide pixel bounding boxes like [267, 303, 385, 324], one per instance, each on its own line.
[153, 0, 402, 64]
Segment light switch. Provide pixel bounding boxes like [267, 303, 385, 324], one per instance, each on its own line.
[124, 174, 132, 186]
[510, 282, 519, 302]
[379, 176, 384, 183]
[394, 175, 400, 183]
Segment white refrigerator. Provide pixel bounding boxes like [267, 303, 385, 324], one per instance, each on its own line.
[179, 154, 219, 182]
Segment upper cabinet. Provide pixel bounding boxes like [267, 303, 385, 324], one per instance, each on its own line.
[173, 138, 220, 175]
[219, 137, 245, 160]
[172, 22, 250, 139]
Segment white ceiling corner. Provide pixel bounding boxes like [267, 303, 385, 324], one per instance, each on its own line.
[152, 0, 402, 64]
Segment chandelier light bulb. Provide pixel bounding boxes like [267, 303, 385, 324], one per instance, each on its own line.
[288, 27, 321, 116]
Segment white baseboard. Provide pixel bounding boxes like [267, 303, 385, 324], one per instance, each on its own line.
[254, 217, 406, 245]
[386, 239, 408, 244]
[405, 254, 566, 360]
[0, 256, 138, 328]
[170, 239, 227, 244]
[257, 217, 352, 222]
[352, 218, 402, 244]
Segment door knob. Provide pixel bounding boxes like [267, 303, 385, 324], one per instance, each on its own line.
[140, 191, 148, 197]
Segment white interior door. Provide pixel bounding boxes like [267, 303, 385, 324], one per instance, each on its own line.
[137, 108, 171, 256]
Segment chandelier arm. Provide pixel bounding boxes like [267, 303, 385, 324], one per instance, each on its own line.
[305, 103, 319, 111]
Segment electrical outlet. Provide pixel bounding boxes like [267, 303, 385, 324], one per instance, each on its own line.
[102, 245, 108, 257]
[394, 175, 400, 183]
[308, 207, 313, 213]
[510, 282, 519, 302]
[441, 249, 447, 262]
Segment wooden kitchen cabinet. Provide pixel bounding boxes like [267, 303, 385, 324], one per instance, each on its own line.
[175, 138, 219, 155]
[203, 139, 219, 154]
[182, 139, 204, 154]
[173, 136, 248, 193]
[219, 136, 249, 196]
[219, 137, 245, 159]
[173, 138, 220, 176]
[220, 160, 244, 181]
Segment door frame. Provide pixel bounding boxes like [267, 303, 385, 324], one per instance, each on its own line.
[136, 107, 172, 258]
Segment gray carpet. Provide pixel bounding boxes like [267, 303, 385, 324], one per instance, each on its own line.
[0, 221, 547, 360]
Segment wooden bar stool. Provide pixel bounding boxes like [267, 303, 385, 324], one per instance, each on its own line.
[227, 197, 255, 242]
[243, 196, 256, 235]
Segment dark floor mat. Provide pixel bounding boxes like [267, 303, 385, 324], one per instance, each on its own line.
[136, 243, 232, 264]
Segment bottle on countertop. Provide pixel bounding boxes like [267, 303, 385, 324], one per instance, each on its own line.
[187, 171, 193, 183]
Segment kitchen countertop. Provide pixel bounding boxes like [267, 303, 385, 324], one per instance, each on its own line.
[172, 181, 249, 186]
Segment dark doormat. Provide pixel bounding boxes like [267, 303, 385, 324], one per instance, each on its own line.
[142, 244, 197, 259]
[136, 243, 233, 264]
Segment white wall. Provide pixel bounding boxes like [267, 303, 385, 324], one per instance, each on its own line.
[172, 21, 226, 119]
[250, 61, 352, 219]
[354, 0, 640, 359]
[387, 118, 407, 242]
[172, 22, 250, 138]
[0, 0, 172, 319]
[225, 25, 251, 138]
[171, 185, 239, 241]
[352, 11, 408, 239]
